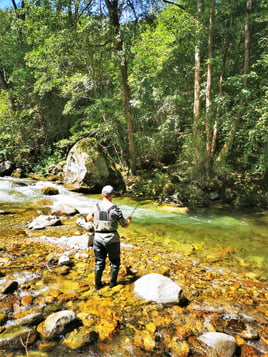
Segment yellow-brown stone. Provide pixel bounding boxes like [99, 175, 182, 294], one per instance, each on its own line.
[21, 295, 33, 306]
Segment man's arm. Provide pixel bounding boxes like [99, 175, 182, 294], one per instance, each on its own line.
[112, 206, 132, 228]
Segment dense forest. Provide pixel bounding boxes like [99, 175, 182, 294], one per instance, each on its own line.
[0, 0, 267, 205]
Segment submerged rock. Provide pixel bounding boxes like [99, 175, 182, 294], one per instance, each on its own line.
[39, 186, 59, 195]
[62, 327, 98, 349]
[33, 234, 93, 249]
[14, 312, 44, 327]
[134, 273, 183, 304]
[0, 325, 37, 349]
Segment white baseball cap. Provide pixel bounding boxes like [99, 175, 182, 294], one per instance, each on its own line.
[101, 185, 114, 196]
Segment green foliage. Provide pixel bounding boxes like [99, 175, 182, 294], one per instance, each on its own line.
[129, 6, 195, 164]
[0, 0, 267, 194]
[33, 148, 64, 177]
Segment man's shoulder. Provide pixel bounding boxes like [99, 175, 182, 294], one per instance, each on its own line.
[99, 201, 118, 210]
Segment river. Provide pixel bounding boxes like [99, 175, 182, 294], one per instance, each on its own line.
[0, 177, 268, 356]
[1, 177, 267, 281]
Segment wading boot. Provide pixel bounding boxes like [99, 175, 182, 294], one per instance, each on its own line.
[95, 270, 104, 290]
[109, 268, 118, 288]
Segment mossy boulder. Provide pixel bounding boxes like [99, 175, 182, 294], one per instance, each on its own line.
[63, 138, 125, 193]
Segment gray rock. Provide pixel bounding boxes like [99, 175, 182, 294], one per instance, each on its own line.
[197, 332, 236, 357]
[28, 215, 61, 230]
[51, 204, 79, 217]
[37, 310, 77, 339]
[64, 234, 94, 249]
[134, 273, 183, 304]
[63, 138, 125, 193]
[58, 255, 72, 266]
[0, 160, 15, 177]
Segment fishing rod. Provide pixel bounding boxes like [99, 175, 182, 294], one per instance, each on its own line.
[129, 203, 140, 217]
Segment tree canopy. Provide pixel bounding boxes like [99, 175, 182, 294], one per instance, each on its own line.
[0, 0, 267, 187]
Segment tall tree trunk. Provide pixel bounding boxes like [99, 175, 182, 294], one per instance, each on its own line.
[213, 39, 229, 158]
[120, 53, 136, 174]
[205, 0, 215, 159]
[0, 69, 8, 90]
[193, 0, 202, 139]
[243, 0, 251, 86]
[217, 0, 252, 161]
[105, 0, 136, 174]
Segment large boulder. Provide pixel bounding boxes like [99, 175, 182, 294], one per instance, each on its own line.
[63, 138, 125, 193]
[0, 161, 15, 176]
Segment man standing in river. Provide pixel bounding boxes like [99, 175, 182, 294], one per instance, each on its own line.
[86, 185, 132, 290]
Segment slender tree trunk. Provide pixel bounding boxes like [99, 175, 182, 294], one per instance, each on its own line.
[0, 69, 8, 90]
[193, 0, 202, 139]
[105, 0, 136, 174]
[120, 47, 136, 174]
[11, 0, 25, 19]
[205, 0, 215, 158]
[213, 40, 229, 158]
[243, 0, 251, 86]
[217, 0, 252, 161]
[193, 37, 201, 138]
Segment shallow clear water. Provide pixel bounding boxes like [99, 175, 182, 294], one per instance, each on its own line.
[0, 177, 267, 281]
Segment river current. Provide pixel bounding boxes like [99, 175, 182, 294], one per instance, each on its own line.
[0, 177, 267, 281]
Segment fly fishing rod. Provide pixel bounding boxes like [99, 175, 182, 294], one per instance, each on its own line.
[129, 203, 140, 217]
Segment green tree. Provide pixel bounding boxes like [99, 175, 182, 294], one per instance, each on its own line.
[129, 5, 195, 166]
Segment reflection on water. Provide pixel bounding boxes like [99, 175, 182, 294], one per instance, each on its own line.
[0, 177, 267, 281]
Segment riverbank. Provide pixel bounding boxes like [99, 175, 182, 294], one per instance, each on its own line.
[1, 158, 268, 209]
[0, 207, 268, 356]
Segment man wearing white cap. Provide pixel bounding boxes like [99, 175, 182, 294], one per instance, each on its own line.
[86, 185, 132, 289]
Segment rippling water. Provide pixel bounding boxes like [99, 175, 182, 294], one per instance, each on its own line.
[0, 177, 267, 281]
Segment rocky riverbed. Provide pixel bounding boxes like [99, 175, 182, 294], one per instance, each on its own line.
[0, 203, 268, 356]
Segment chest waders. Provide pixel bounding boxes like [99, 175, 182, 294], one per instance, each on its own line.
[93, 203, 120, 289]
